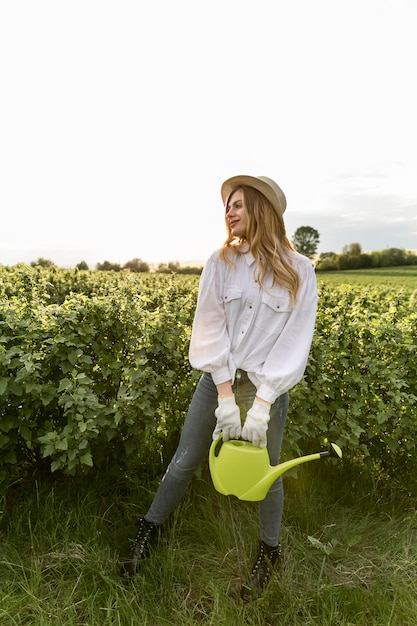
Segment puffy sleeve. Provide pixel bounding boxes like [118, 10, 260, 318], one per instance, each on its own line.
[188, 252, 233, 384]
[254, 256, 318, 403]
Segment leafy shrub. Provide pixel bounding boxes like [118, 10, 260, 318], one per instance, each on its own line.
[0, 268, 199, 481]
[288, 284, 417, 480]
[0, 267, 416, 487]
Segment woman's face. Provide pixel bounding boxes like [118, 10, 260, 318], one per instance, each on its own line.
[226, 189, 248, 238]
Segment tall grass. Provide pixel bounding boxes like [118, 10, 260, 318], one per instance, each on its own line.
[1, 461, 417, 625]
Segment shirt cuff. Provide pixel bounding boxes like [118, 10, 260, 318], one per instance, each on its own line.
[211, 367, 232, 386]
[256, 383, 280, 404]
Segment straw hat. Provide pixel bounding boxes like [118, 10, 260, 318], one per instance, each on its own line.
[221, 175, 287, 217]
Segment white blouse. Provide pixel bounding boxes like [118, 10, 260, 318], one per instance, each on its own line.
[189, 246, 318, 403]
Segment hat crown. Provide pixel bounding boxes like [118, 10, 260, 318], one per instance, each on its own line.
[221, 175, 286, 217]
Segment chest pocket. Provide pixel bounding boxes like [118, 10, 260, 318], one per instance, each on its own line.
[222, 286, 243, 331]
[222, 286, 242, 304]
[254, 293, 292, 334]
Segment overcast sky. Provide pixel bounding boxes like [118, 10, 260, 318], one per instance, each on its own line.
[1, 0, 416, 268]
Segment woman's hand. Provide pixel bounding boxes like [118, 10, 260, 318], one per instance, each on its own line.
[241, 397, 271, 448]
[213, 395, 242, 441]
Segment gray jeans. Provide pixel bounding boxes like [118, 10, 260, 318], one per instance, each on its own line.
[145, 371, 288, 546]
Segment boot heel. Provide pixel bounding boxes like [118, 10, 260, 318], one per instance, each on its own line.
[241, 540, 283, 602]
[120, 517, 159, 579]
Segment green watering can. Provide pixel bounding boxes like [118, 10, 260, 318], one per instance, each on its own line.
[209, 438, 342, 501]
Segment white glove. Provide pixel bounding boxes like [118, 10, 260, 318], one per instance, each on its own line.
[213, 395, 241, 441]
[241, 398, 271, 448]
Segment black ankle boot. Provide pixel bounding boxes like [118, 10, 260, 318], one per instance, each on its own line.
[240, 540, 283, 602]
[120, 517, 159, 579]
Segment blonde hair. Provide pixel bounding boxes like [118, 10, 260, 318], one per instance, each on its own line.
[220, 185, 300, 304]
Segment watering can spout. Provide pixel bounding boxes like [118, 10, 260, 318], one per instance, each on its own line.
[209, 438, 342, 501]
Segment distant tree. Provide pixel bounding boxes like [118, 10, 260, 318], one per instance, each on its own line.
[342, 242, 362, 256]
[338, 243, 361, 270]
[316, 245, 417, 273]
[292, 226, 320, 259]
[123, 258, 150, 273]
[168, 261, 180, 272]
[338, 243, 373, 270]
[178, 265, 203, 275]
[319, 251, 337, 260]
[315, 252, 339, 271]
[405, 250, 417, 265]
[96, 260, 122, 272]
[157, 261, 180, 273]
[30, 257, 56, 268]
[373, 248, 407, 267]
[76, 261, 89, 271]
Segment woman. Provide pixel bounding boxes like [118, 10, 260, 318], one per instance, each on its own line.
[121, 175, 318, 601]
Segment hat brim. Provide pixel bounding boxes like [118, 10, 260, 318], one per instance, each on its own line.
[221, 175, 286, 217]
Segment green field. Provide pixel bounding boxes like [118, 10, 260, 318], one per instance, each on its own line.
[317, 264, 417, 287]
[0, 264, 416, 624]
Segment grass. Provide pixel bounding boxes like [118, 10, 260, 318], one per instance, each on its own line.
[1, 461, 417, 625]
[1, 264, 416, 624]
[317, 264, 417, 287]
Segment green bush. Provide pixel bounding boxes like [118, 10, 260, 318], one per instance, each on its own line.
[0, 267, 199, 481]
[289, 284, 417, 479]
[0, 267, 416, 486]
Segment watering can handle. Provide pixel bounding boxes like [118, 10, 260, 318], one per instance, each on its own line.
[209, 435, 223, 465]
